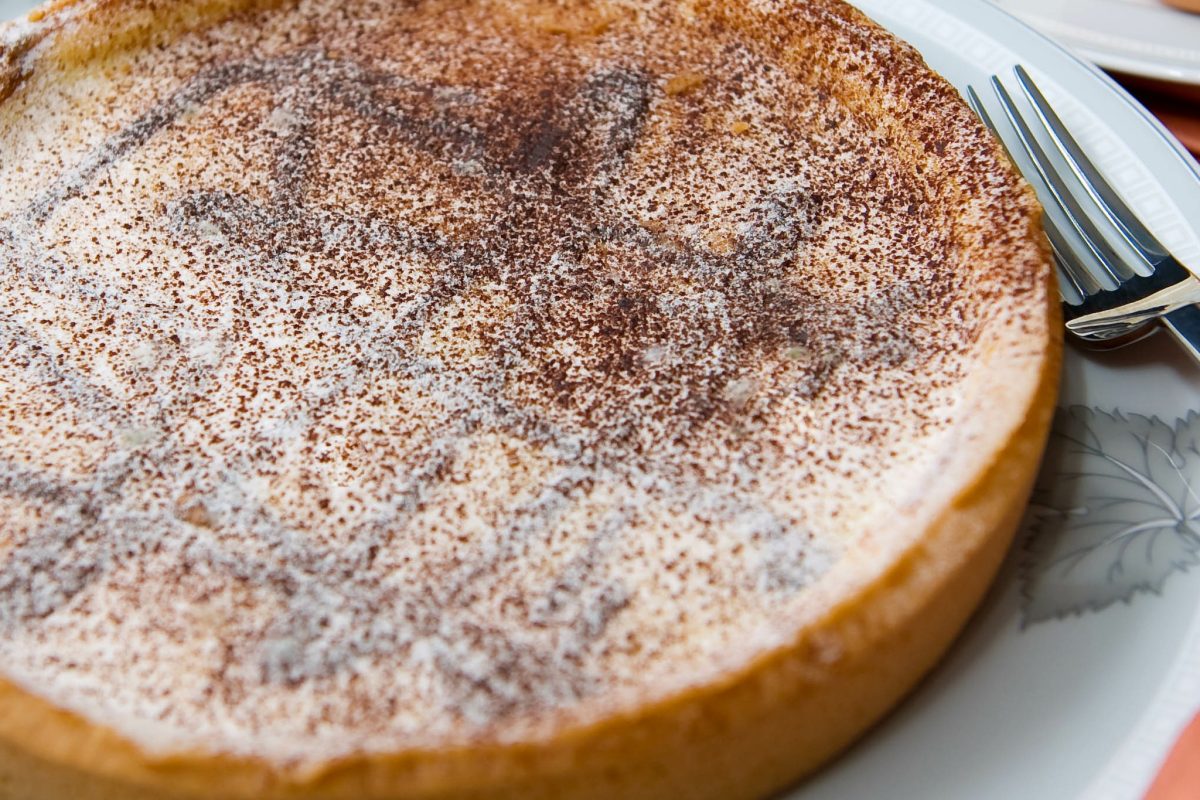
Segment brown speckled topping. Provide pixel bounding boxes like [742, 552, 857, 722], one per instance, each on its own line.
[0, 0, 1049, 764]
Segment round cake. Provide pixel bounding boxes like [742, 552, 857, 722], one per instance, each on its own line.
[0, 0, 1059, 797]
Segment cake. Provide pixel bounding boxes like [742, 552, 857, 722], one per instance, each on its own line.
[0, 0, 1059, 797]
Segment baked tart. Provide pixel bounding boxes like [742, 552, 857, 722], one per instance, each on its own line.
[0, 0, 1059, 797]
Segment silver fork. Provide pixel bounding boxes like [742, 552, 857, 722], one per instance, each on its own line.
[966, 65, 1200, 363]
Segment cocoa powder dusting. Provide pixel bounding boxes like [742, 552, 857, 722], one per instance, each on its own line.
[0, 0, 1048, 763]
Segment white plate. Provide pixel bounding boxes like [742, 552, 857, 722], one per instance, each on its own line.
[797, 2, 1200, 799]
[993, 0, 1200, 86]
[3, 0, 1200, 798]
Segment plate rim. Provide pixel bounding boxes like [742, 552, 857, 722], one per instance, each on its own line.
[992, 0, 1200, 87]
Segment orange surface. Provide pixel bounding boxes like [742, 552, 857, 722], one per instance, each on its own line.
[1145, 712, 1200, 800]
[1161, 0, 1200, 13]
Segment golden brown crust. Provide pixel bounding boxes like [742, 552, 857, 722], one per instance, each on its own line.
[0, 0, 1060, 796]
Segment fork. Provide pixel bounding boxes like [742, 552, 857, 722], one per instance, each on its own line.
[966, 65, 1200, 363]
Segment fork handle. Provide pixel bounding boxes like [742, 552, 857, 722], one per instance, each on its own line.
[1163, 305, 1200, 366]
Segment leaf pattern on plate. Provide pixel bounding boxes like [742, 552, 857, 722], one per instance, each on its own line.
[1019, 407, 1200, 626]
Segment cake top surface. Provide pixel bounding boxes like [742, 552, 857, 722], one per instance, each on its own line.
[0, 0, 1048, 765]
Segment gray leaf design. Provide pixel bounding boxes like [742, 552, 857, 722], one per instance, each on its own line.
[1177, 410, 1200, 460]
[1020, 407, 1200, 626]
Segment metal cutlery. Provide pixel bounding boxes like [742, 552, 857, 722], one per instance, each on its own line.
[966, 65, 1200, 363]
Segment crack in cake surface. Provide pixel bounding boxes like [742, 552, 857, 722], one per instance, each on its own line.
[0, 0, 1000, 761]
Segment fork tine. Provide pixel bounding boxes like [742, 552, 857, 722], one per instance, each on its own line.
[1043, 219, 1102, 301]
[988, 76, 1136, 284]
[970, 70, 1200, 353]
[966, 86, 1102, 300]
[1014, 65, 1199, 299]
[1014, 65, 1169, 265]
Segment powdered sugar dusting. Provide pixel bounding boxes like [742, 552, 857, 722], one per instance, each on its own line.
[0, 0, 1046, 764]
